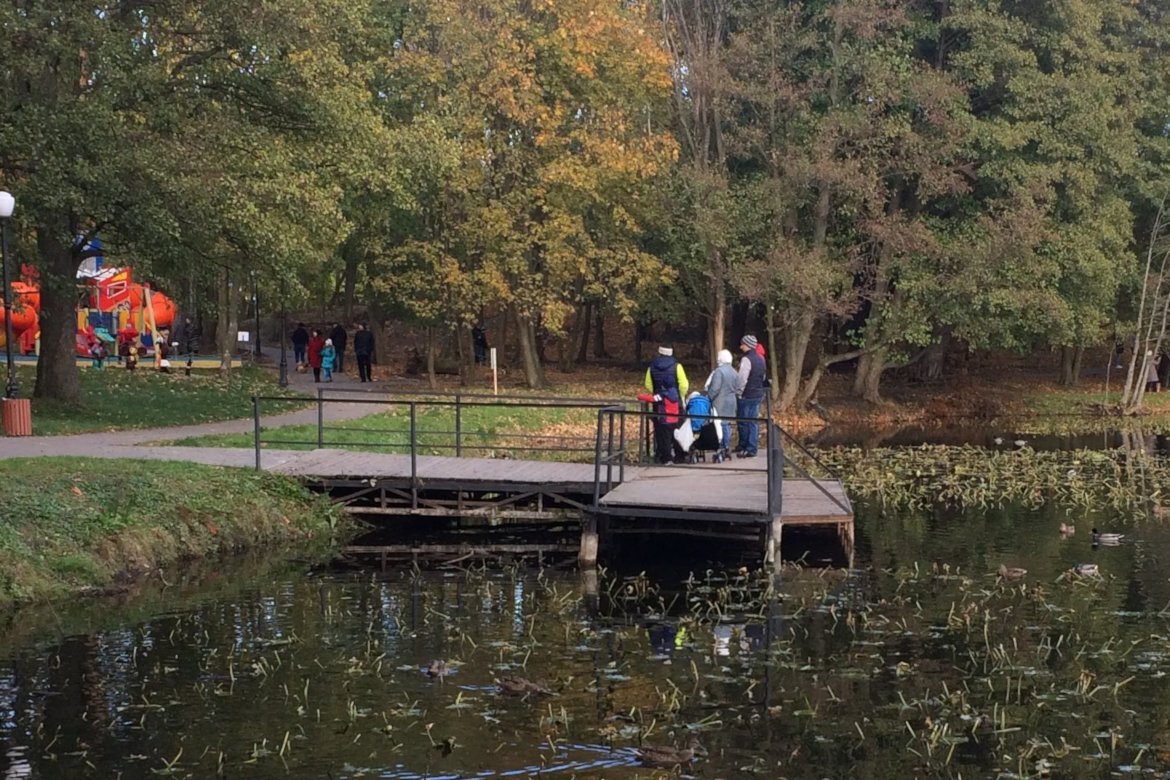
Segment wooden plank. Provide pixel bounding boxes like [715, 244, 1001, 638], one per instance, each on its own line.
[343, 544, 574, 555]
[600, 470, 851, 519]
[266, 448, 852, 526]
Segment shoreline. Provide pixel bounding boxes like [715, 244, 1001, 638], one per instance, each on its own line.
[0, 458, 348, 610]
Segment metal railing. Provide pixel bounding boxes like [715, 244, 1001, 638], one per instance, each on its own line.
[589, 406, 781, 514]
[587, 408, 850, 520]
[249, 391, 643, 472]
[249, 389, 851, 519]
[774, 426, 852, 515]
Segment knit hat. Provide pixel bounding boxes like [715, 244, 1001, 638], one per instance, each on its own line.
[741, 335, 758, 350]
[658, 346, 673, 356]
[717, 349, 733, 365]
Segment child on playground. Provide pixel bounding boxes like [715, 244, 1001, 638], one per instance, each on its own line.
[126, 344, 138, 371]
[88, 340, 108, 369]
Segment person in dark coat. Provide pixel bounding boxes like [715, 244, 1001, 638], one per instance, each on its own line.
[178, 316, 200, 355]
[643, 345, 690, 464]
[353, 322, 376, 383]
[735, 335, 766, 457]
[329, 323, 348, 373]
[291, 322, 309, 366]
[307, 329, 326, 382]
[472, 324, 489, 364]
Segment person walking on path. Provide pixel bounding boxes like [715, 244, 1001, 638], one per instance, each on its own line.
[292, 323, 309, 367]
[643, 345, 689, 464]
[735, 335, 766, 458]
[705, 348, 738, 459]
[307, 329, 326, 382]
[321, 338, 336, 382]
[353, 322, 376, 382]
[329, 323, 348, 374]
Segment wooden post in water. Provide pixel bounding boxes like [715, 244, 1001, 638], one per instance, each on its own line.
[769, 517, 783, 571]
[579, 514, 599, 565]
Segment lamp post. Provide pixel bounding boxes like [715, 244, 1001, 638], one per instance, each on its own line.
[278, 279, 288, 388]
[252, 271, 261, 358]
[0, 191, 16, 399]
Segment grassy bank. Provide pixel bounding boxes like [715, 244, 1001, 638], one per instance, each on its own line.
[0, 458, 344, 608]
[18, 364, 307, 436]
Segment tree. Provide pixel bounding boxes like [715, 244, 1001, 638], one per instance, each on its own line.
[371, 0, 676, 387]
[0, 0, 380, 400]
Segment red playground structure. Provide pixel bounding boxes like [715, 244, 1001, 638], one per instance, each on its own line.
[0, 260, 177, 357]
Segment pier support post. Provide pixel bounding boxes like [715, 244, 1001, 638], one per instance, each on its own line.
[580, 566, 599, 612]
[767, 516, 783, 571]
[579, 515, 599, 566]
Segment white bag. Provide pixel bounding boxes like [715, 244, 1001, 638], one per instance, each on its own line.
[673, 423, 694, 452]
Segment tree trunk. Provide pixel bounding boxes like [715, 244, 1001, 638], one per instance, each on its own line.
[576, 302, 591, 364]
[1059, 345, 1083, 387]
[765, 305, 780, 401]
[593, 306, 609, 359]
[515, 309, 546, 388]
[634, 320, 647, 365]
[914, 331, 948, 382]
[797, 349, 864, 408]
[853, 346, 888, 404]
[32, 222, 83, 403]
[708, 266, 726, 369]
[342, 251, 359, 323]
[778, 313, 814, 411]
[425, 326, 437, 390]
[561, 302, 589, 372]
[217, 268, 238, 378]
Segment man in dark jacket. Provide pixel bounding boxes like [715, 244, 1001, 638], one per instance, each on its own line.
[643, 345, 689, 464]
[735, 335, 766, 457]
[353, 322, 376, 383]
[291, 323, 309, 366]
[329, 323, 348, 373]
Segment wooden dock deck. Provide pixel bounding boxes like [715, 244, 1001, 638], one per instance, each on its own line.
[262, 448, 852, 545]
[243, 394, 854, 565]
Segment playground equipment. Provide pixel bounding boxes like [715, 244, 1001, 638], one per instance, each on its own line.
[0, 261, 176, 356]
[0, 280, 39, 354]
[75, 264, 176, 356]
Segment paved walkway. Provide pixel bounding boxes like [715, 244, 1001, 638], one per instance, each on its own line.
[0, 358, 389, 463]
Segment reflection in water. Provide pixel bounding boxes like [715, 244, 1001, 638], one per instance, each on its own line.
[1, 501, 1170, 777]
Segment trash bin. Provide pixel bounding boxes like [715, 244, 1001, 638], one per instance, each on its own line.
[2, 397, 32, 436]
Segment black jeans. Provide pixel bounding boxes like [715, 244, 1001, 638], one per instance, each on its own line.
[653, 421, 677, 464]
[356, 353, 372, 382]
[334, 350, 344, 373]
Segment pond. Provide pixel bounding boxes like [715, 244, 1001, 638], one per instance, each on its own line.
[805, 424, 1170, 455]
[2, 500, 1170, 778]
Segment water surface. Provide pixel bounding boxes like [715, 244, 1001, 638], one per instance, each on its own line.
[2, 501, 1170, 778]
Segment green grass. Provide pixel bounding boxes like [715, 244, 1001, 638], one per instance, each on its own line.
[174, 401, 623, 461]
[16, 364, 307, 436]
[1012, 382, 1170, 435]
[0, 458, 345, 608]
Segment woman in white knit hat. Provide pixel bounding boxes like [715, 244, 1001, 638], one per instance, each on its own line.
[705, 349, 737, 459]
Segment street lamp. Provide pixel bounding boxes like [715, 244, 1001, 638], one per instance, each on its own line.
[252, 271, 261, 358]
[0, 191, 17, 399]
[278, 279, 288, 388]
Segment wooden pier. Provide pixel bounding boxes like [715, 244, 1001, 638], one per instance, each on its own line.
[251, 393, 855, 566]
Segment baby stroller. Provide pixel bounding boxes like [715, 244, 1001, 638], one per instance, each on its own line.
[680, 392, 728, 464]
